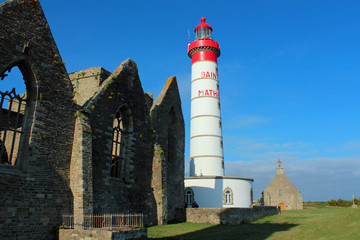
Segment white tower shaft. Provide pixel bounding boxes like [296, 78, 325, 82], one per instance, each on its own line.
[190, 60, 224, 176]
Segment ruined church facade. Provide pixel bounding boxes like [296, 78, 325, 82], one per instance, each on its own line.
[0, 0, 185, 239]
[263, 160, 303, 210]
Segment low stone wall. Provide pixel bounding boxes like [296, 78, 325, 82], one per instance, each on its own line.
[59, 228, 147, 240]
[186, 206, 280, 225]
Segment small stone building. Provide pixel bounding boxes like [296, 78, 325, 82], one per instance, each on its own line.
[263, 159, 303, 210]
[0, 0, 185, 239]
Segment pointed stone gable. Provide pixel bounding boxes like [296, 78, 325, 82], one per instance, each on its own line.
[150, 76, 185, 224]
[263, 160, 303, 210]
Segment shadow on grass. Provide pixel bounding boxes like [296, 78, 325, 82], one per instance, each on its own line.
[149, 222, 297, 240]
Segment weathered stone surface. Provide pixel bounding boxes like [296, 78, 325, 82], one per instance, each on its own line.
[69, 67, 111, 106]
[59, 228, 147, 240]
[0, 0, 74, 239]
[186, 206, 280, 225]
[0, 1, 185, 239]
[150, 76, 185, 224]
[263, 160, 303, 210]
[70, 116, 93, 227]
[79, 59, 158, 223]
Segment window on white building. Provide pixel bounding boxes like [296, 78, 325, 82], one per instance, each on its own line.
[185, 187, 194, 206]
[225, 190, 231, 204]
[223, 187, 234, 205]
[186, 191, 193, 204]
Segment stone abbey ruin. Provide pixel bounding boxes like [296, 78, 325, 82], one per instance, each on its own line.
[0, 0, 185, 239]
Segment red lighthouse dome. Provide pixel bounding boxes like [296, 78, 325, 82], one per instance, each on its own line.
[188, 17, 220, 63]
[195, 17, 212, 31]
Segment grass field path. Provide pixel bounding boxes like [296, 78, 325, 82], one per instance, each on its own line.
[255, 208, 360, 240]
[148, 207, 360, 240]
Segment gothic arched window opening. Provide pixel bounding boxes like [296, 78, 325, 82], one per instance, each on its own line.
[111, 105, 132, 178]
[0, 66, 27, 165]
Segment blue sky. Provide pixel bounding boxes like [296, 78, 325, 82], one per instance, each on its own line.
[3, 0, 360, 202]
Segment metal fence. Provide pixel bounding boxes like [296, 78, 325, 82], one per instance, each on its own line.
[61, 213, 144, 230]
[0, 88, 26, 166]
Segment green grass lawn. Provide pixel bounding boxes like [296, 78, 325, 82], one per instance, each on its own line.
[148, 207, 360, 240]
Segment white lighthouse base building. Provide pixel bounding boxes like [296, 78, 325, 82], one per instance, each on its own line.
[185, 176, 254, 208]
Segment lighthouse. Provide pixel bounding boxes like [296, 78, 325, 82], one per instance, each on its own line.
[188, 17, 224, 177]
[185, 17, 254, 208]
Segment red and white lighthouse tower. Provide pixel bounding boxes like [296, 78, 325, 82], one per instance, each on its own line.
[185, 17, 254, 208]
[188, 17, 224, 177]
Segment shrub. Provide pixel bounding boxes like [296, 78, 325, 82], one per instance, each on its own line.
[327, 198, 353, 207]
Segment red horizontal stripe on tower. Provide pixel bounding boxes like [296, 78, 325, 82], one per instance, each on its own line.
[192, 51, 218, 63]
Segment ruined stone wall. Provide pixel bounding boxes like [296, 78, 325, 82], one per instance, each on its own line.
[151, 77, 185, 224]
[69, 67, 111, 106]
[70, 116, 93, 226]
[0, 0, 75, 239]
[73, 60, 157, 224]
[70, 65, 185, 226]
[59, 228, 147, 240]
[186, 206, 280, 225]
[0, 2, 186, 239]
